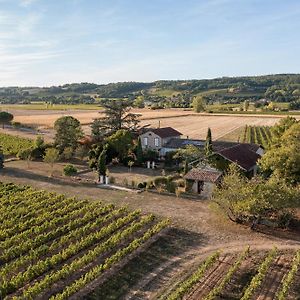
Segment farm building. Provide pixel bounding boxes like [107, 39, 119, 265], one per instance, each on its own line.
[139, 127, 182, 156]
[184, 168, 222, 195]
[213, 143, 263, 176]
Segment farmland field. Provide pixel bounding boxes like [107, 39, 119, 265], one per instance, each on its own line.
[0, 182, 168, 299]
[3, 108, 299, 142]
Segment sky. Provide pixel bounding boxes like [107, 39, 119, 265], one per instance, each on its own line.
[0, 0, 300, 86]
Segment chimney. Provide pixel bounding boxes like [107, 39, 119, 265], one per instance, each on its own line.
[186, 135, 189, 139]
[158, 120, 161, 128]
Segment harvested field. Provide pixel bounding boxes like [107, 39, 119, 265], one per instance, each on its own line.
[7, 108, 299, 141]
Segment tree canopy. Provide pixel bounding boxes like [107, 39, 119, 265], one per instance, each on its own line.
[91, 99, 140, 139]
[259, 121, 300, 184]
[0, 112, 13, 129]
[54, 116, 83, 152]
[192, 96, 205, 113]
[213, 164, 299, 226]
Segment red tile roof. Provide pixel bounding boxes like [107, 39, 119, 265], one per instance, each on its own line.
[184, 169, 222, 183]
[217, 144, 261, 171]
[151, 127, 182, 138]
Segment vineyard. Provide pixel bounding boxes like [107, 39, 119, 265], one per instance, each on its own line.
[163, 247, 300, 300]
[240, 125, 273, 148]
[0, 132, 34, 155]
[0, 182, 168, 299]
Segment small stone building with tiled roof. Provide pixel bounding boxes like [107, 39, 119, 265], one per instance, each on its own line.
[184, 168, 222, 195]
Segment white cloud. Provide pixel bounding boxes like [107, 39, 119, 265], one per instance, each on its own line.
[19, 0, 38, 7]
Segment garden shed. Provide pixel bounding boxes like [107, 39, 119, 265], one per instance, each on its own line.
[184, 168, 222, 195]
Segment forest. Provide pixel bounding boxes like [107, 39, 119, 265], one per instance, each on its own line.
[1, 74, 300, 108]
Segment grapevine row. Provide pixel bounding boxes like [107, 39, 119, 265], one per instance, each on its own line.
[204, 246, 250, 300]
[17, 215, 158, 299]
[276, 250, 300, 300]
[166, 251, 220, 300]
[240, 247, 277, 300]
[50, 219, 169, 300]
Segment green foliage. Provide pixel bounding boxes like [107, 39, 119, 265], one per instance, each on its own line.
[91, 99, 140, 138]
[241, 248, 277, 300]
[213, 164, 299, 224]
[43, 148, 60, 172]
[243, 100, 250, 111]
[174, 144, 203, 163]
[54, 116, 83, 152]
[0, 111, 13, 128]
[259, 121, 300, 184]
[97, 148, 107, 177]
[35, 136, 44, 149]
[134, 95, 145, 108]
[106, 129, 133, 163]
[62, 146, 74, 160]
[205, 128, 213, 156]
[276, 250, 300, 300]
[192, 96, 206, 112]
[0, 132, 34, 155]
[17, 147, 33, 161]
[63, 164, 78, 176]
[204, 246, 250, 300]
[0, 147, 4, 169]
[135, 138, 143, 165]
[0, 182, 168, 300]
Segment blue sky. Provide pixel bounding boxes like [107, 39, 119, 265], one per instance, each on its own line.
[0, 0, 300, 86]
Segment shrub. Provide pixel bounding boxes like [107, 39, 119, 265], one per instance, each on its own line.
[17, 148, 33, 160]
[137, 182, 147, 189]
[63, 164, 78, 176]
[153, 176, 168, 188]
[175, 187, 183, 198]
[122, 178, 128, 186]
[62, 147, 73, 160]
[166, 181, 177, 193]
[12, 121, 22, 128]
[176, 179, 186, 188]
[146, 180, 154, 190]
[109, 176, 116, 184]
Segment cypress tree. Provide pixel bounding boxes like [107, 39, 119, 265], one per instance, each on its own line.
[205, 128, 213, 156]
[136, 138, 143, 166]
[97, 148, 107, 180]
[0, 147, 4, 169]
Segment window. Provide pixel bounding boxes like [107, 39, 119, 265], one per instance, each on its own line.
[144, 137, 148, 146]
[154, 137, 159, 147]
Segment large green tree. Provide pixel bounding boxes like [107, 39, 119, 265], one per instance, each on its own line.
[0, 112, 13, 129]
[106, 129, 133, 162]
[54, 116, 83, 152]
[213, 164, 299, 226]
[91, 99, 140, 139]
[192, 96, 205, 113]
[259, 122, 300, 184]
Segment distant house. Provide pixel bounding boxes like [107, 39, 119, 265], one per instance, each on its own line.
[139, 127, 182, 156]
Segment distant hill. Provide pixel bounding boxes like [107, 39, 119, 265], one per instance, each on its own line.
[1, 74, 300, 108]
